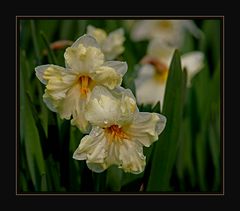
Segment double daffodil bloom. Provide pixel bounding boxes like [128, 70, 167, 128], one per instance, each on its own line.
[131, 20, 202, 48]
[135, 39, 204, 107]
[87, 25, 125, 60]
[73, 86, 166, 174]
[35, 34, 127, 133]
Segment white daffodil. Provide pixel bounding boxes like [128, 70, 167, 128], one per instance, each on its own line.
[135, 39, 204, 107]
[35, 34, 127, 133]
[87, 25, 125, 60]
[130, 20, 202, 48]
[73, 86, 166, 174]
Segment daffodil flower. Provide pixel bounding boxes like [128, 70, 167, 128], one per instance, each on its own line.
[87, 25, 125, 60]
[131, 20, 202, 48]
[73, 86, 166, 174]
[35, 35, 127, 133]
[135, 39, 204, 107]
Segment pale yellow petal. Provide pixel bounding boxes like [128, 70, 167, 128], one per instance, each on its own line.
[90, 65, 122, 90]
[64, 45, 104, 73]
[40, 65, 78, 112]
[85, 86, 120, 127]
[70, 96, 91, 133]
[73, 128, 107, 162]
[35, 64, 66, 85]
[127, 112, 166, 147]
[71, 34, 100, 49]
[103, 61, 127, 76]
[118, 140, 146, 174]
[85, 86, 137, 127]
[102, 28, 125, 60]
[87, 25, 107, 45]
[73, 127, 109, 172]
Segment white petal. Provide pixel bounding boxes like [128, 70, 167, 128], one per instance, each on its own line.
[85, 86, 120, 127]
[181, 51, 204, 84]
[118, 140, 146, 174]
[39, 66, 77, 112]
[90, 65, 122, 90]
[71, 34, 100, 49]
[73, 129, 107, 162]
[102, 28, 125, 60]
[147, 38, 175, 66]
[43, 91, 58, 112]
[35, 64, 65, 85]
[135, 76, 166, 107]
[87, 129, 122, 172]
[87, 25, 107, 45]
[103, 61, 127, 76]
[70, 98, 91, 133]
[85, 86, 136, 127]
[73, 127, 109, 173]
[130, 20, 155, 41]
[127, 112, 166, 147]
[137, 64, 155, 78]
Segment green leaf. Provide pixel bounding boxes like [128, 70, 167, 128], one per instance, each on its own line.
[40, 31, 58, 64]
[22, 91, 46, 191]
[146, 50, 186, 191]
[30, 20, 41, 65]
[199, 20, 221, 73]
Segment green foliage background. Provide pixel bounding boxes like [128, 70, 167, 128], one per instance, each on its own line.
[19, 19, 221, 193]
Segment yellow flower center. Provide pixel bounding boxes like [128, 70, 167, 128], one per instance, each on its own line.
[78, 75, 95, 97]
[157, 20, 173, 30]
[105, 125, 129, 143]
[141, 56, 169, 83]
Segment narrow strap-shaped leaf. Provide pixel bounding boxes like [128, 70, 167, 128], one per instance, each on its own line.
[40, 31, 58, 64]
[146, 50, 186, 191]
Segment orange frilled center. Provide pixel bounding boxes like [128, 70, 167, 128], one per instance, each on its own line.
[78, 75, 96, 97]
[105, 125, 129, 143]
[141, 56, 169, 83]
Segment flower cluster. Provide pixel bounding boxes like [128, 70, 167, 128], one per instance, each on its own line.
[130, 20, 205, 108]
[35, 26, 167, 174]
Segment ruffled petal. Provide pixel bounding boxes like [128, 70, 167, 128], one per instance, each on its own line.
[73, 127, 109, 172]
[70, 98, 91, 133]
[127, 112, 166, 147]
[85, 86, 136, 127]
[64, 44, 104, 73]
[39, 65, 77, 111]
[73, 128, 107, 161]
[35, 64, 66, 85]
[118, 140, 146, 174]
[90, 65, 122, 90]
[85, 86, 120, 127]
